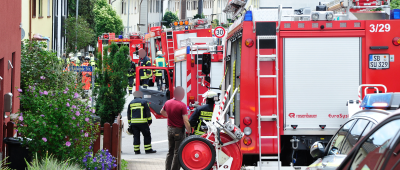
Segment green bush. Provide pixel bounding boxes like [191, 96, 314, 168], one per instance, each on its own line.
[0, 157, 12, 170]
[27, 153, 82, 170]
[17, 40, 98, 164]
[163, 11, 179, 28]
[94, 43, 130, 124]
[391, 0, 400, 9]
[121, 159, 128, 170]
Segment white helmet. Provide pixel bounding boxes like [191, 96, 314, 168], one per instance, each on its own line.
[156, 51, 164, 56]
[204, 90, 217, 99]
[69, 53, 74, 57]
[85, 56, 90, 60]
[70, 57, 76, 61]
[77, 52, 82, 57]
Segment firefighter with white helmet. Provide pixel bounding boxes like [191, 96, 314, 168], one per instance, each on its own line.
[154, 51, 167, 91]
[189, 90, 217, 135]
[76, 52, 82, 66]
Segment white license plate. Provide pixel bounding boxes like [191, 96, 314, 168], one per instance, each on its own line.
[369, 54, 389, 69]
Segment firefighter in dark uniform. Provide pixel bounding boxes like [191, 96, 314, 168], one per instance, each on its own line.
[138, 49, 151, 89]
[127, 61, 136, 95]
[127, 91, 157, 154]
[189, 91, 217, 135]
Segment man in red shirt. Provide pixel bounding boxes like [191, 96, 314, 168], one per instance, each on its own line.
[160, 86, 191, 170]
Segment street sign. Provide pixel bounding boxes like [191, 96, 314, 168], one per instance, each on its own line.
[69, 66, 93, 72]
[214, 26, 226, 38]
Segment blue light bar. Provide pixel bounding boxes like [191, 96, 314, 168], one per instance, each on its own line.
[391, 9, 400, 19]
[244, 11, 253, 21]
[360, 93, 392, 109]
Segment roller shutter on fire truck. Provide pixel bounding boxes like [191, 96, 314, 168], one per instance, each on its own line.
[284, 37, 360, 134]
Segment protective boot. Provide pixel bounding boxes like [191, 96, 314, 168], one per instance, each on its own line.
[145, 149, 157, 154]
[135, 151, 141, 154]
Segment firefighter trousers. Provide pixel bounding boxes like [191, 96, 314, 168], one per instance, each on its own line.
[156, 76, 163, 90]
[132, 123, 153, 152]
[140, 79, 149, 89]
[128, 76, 134, 94]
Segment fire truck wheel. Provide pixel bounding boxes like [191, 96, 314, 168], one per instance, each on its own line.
[178, 135, 216, 170]
[202, 133, 242, 170]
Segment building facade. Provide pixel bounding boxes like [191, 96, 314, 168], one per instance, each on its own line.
[0, 0, 22, 157]
[52, 0, 68, 57]
[30, 0, 54, 49]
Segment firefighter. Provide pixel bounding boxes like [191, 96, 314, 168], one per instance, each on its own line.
[138, 49, 151, 89]
[66, 53, 73, 65]
[64, 57, 76, 72]
[90, 53, 96, 67]
[128, 91, 156, 154]
[81, 56, 92, 91]
[127, 61, 136, 95]
[189, 91, 217, 135]
[154, 51, 167, 91]
[75, 52, 82, 66]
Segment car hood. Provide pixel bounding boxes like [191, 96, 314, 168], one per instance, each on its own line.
[307, 155, 347, 170]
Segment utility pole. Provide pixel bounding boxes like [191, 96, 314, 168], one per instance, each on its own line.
[127, 0, 130, 35]
[198, 0, 203, 16]
[159, 0, 162, 27]
[76, 0, 79, 52]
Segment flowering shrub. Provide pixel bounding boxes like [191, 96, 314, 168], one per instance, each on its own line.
[83, 149, 117, 170]
[15, 76, 98, 163]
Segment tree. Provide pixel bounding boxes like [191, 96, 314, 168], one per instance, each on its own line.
[391, 0, 400, 9]
[163, 11, 179, 28]
[65, 16, 96, 53]
[68, 0, 97, 46]
[93, 0, 124, 37]
[94, 43, 130, 124]
[193, 13, 205, 19]
[212, 19, 219, 28]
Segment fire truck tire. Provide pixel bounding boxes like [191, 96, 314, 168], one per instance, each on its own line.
[201, 133, 242, 170]
[178, 135, 216, 170]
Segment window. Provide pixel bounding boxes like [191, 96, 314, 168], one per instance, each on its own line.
[39, 0, 43, 17]
[122, 1, 124, 14]
[328, 119, 356, 155]
[150, 0, 152, 13]
[341, 119, 370, 155]
[350, 119, 400, 170]
[32, 0, 37, 17]
[47, 0, 50, 16]
[156, 0, 159, 13]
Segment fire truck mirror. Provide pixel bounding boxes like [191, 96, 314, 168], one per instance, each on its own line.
[202, 53, 211, 75]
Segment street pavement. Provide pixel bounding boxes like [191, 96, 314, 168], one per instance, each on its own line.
[121, 86, 168, 169]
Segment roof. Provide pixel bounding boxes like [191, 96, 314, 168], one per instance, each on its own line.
[351, 109, 395, 124]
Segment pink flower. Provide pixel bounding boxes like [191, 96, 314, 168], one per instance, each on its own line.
[74, 93, 79, 98]
[19, 116, 23, 121]
[66, 141, 71, 147]
[17, 89, 22, 92]
[42, 137, 47, 142]
[66, 102, 70, 107]
[75, 111, 80, 116]
[85, 133, 88, 137]
[72, 105, 76, 109]
[63, 91, 67, 94]
[85, 118, 89, 122]
[40, 115, 44, 117]
[43, 91, 48, 95]
[92, 109, 95, 113]
[72, 116, 76, 120]
[40, 76, 45, 80]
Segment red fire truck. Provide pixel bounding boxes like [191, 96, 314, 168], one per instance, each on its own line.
[171, 0, 400, 170]
[136, 20, 224, 119]
[97, 32, 145, 63]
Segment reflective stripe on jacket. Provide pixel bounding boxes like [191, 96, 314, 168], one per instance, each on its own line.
[127, 98, 152, 124]
[189, 104, 214, 135]
[139, 56, 151, 79]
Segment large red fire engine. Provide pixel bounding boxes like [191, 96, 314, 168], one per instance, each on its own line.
[171, 0, 400, 170]
[136, 19, 224, 119]
[97, 32, 145, 63]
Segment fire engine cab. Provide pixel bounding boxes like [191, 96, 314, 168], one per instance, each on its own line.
[170, 0, 400, 169]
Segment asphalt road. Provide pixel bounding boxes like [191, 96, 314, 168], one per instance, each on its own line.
[121, 86, 169, 160]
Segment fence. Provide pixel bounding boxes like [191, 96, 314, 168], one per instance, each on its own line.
[3, 115, 123, 170]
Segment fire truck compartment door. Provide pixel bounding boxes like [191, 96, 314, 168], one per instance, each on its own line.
[175, 61, 187, 105]
[211, 62, 223, 94]
[284, 37, 360, 135]
[139, 86, 169, 115]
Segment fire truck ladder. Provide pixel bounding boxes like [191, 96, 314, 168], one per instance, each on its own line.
[166, 29, 175, 67]
[257, 34, 280, 169]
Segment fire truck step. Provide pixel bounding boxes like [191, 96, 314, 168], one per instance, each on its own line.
[260, 75, 276, 78]
[259, 55, 276, 61]
[258, 36, 277, 40]
[260, 115, 277, 121]
[261, 136, 278, 139]
[260, 95, 277, 98]
[261, 156, 279, 160]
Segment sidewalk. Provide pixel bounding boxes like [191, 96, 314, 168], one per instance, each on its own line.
[127, 158, 165, 170]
